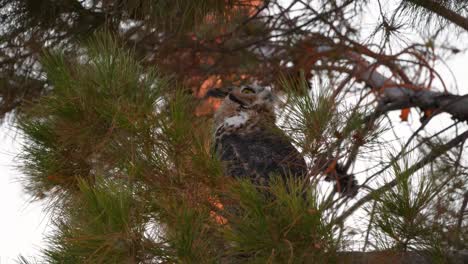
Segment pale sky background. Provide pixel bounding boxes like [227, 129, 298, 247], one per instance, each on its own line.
[1, 1, 468, 263]
[0, 122, 51, 263]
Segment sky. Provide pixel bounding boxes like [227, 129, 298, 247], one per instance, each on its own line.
[0, 122, 51, 263]
[0, 1, 468, 263]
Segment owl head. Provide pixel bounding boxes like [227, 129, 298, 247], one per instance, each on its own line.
[206, 84, 276, 127]
[206, 84, 274, 107]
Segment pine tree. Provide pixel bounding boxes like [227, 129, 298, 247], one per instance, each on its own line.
[2, 0, 467, 263]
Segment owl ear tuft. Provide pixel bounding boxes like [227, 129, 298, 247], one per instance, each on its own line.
[204, 86, 234, 99]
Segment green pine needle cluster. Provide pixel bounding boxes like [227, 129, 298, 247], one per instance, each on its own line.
[371, 160, 444, 250]
[43, 177, 154, 263]
[19, 34, 166, 200]
[279, 74, 385, 175]
[368, 156, 465, 262]
[222, 177, 336, 263]
[399, 0, 468, 30]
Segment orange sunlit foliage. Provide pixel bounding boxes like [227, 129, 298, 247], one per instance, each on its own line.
[424, 109, 433, 119]
[208, 196, 228, 225]
[400, 108, 410, 122]
[204, 0, 263, 24]
[236, 0, 263, 16]
[192, 0, 264, 116]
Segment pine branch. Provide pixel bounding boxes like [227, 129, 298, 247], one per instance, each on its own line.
[403, 0, 468, 31]
[334, 129, 468, 224]
[456, 191, 468, 235]
[309, 43, 468, 122]
[358, 59, 468, 121]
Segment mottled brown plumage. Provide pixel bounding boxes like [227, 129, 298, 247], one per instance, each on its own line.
[212, 85, 307, 186]
[209, 84, 358, 197]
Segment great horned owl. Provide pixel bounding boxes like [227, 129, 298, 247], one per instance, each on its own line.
[208, 84, 358, 197]
[210, 85, 308, 187]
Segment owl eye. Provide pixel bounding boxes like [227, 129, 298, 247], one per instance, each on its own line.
[241, 87, 256, 94]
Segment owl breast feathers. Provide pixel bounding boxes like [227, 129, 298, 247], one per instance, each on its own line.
[211, 85, 308, 186]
